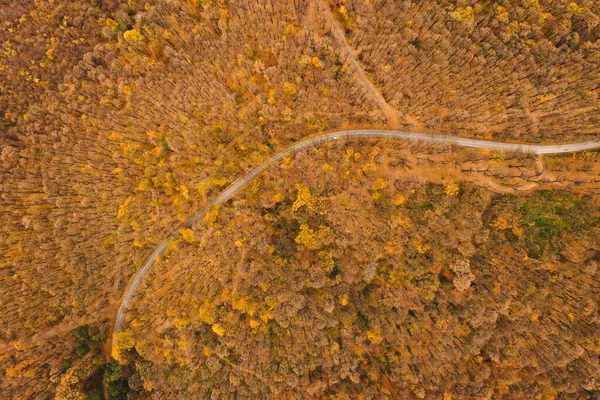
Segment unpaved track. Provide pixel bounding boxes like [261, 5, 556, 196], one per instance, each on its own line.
[0, 318, 100, 355]
[111, 128, 600, 349]
[317, 0, 400, 126]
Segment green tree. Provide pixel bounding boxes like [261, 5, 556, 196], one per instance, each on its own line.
[103, 360, 129, 400]
[74, 324, 102, 355]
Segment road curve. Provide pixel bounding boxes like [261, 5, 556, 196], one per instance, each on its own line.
[111, 129, 600, 345]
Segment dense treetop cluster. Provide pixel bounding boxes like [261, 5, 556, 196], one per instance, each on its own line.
[121, 141, 600, 398]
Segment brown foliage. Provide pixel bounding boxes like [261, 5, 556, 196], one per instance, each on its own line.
[1, 0, 599, 397]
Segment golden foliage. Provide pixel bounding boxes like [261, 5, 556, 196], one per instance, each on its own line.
[259, 309, 272, 323]
[372, 178, 388, 191]
[211, 323, 225, 336]
[113, 329, 136, 361]
[124, 29, 144, 42]
[412, 238, 431, 254]
[367, 329, 384, 345]
[198, 300, 218, 325]
[339, 294, 349, 306]
[566, 2, 582, 13]
[212, 177, 228, 187]
[393, 194, 406, 205]
[174, 318, 191, 329]
[292, 183, 312, 212]
[249, 319, 261, 330]
[231, 295, 257, 317]
[444, 182, 460, 197]
[273, 191, 285, 203]
[283, 81, 298, 96]
[295, 223, 331, 250]
[319, 249, 335, 272]
[280, 154, 294, 169]
[322, 163, 335, 172]
[205, 205, 221, 226]
[283, 24, 302, 37]
[167, 237, 180, 251]
[180, 228, 195, 243]
[452, 6, 474, 32]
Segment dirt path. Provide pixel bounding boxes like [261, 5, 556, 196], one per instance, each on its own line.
[0, 317, 102, 355]
[317, 0, 400, 127]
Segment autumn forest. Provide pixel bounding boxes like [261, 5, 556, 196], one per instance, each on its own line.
[1, 0, 600, 399]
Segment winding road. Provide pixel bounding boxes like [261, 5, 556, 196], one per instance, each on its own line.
[111, 129, 600, 350]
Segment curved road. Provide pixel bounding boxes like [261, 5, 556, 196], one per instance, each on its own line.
[111, 129, 600, 347]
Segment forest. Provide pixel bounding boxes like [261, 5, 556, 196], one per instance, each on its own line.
[1, 0, 599, 398]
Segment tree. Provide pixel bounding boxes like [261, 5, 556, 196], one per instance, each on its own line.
[74, 325, 102, 355]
